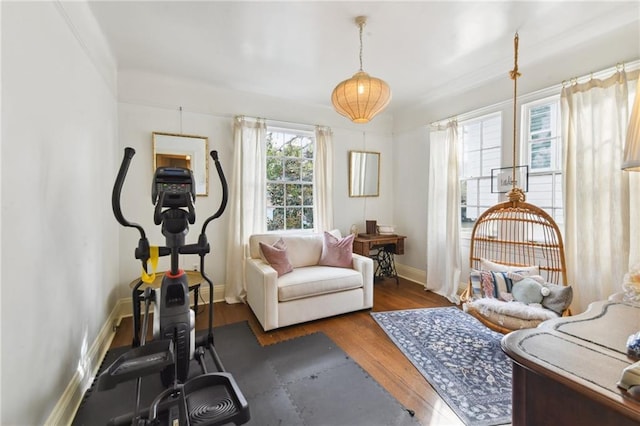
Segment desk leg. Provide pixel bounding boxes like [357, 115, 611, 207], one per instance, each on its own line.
[372, 245, 399, 285]
[132, 288, 141, 347]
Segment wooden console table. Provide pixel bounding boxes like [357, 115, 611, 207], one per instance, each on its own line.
[353, 234, 406, 283]
[501, 300, 640, 425]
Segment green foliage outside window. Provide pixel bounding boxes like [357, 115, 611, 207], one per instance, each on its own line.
[266, 130, 315, 231]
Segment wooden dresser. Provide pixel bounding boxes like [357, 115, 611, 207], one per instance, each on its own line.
[502, 300, 640, 425]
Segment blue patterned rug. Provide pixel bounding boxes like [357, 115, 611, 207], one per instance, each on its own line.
[371, 307, 512, 426]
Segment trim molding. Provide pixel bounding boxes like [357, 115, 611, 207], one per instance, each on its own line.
[396, 263, 468, 295]
[46, 284, 226, 425]
[45, 299, 123, 426]
[396, 262, 426, 287]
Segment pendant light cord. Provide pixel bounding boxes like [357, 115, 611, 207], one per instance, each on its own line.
[356, 16, 366, 72]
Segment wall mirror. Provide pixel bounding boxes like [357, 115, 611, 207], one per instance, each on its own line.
[153, 132, 209, 196]
[349, 150, 380, 197]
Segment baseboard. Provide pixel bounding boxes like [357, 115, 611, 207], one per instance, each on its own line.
[395, 262, 426, 287]
[46, 283, 225, 425]
[395, 263, 468, 295]
[45, 299, 123, 426]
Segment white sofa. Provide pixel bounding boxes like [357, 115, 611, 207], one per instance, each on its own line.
[245, 230, 374, 331]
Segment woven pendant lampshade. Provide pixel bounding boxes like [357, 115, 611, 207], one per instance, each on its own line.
[331, 16, 391, 123]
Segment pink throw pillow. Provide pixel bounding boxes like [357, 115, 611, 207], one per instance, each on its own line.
[259, 239, 293, 277]
[319, 232, 354, 268]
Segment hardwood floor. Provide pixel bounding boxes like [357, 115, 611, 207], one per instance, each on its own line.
[111, 277, 465, 425]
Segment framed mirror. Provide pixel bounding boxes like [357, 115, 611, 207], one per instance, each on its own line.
[153, 132, 209, 196]
[349, 150, 380, 197]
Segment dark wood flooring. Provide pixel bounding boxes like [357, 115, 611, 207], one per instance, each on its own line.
[111, 277, 465, 425]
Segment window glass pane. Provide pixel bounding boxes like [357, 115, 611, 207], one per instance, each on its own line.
[530, 140, 552, 170]
[285, 183, 302, 206]
[303, 208, 314, 229]
[527, 174, 553, 206]
[466, 179, 478, 205]
[267, 207, 284, 231]
[266, 157, 283, 180]
[481, 147, 501, 176]
[301, 159, 313, 182]
[478, 178, 497, 206]
[482, 116, 501, 148]
[286, 207, 302, 229]
[302, 184, 313, 206]
[266, 183, 284, 206]
[284, 159, 301, 181]
[462, 151, 480, 178]
[554, 174, 563, 207]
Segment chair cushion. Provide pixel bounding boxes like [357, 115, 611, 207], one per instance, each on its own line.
[318, 232, 354, 268]
[277, 266, 363, 302]
[259, 238, 293, 277]
[466, 297, 559, 322]
[480, 258, 540, 275]
[541, 282, 573, 315]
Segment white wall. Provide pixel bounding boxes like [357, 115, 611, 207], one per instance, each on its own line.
[115, 70, 395, 299]
[391, 20, 640, 284]
[1, 2, 118, 425]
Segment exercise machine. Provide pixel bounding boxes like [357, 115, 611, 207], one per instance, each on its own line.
[95, 147, 249, 425]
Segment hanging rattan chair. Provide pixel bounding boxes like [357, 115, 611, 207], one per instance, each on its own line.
[461, 189, 570, 333]
[460, 33, 571, 333]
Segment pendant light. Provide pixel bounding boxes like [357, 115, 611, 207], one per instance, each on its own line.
[331, 16, 391, 123]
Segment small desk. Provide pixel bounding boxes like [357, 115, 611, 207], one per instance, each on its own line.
[128, 270, 203, 347]
[501, 300, 640, 425]
[353, 234, 406, 283]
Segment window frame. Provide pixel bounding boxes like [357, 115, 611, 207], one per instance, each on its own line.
[520, 95, 564, 232]
[265, 126, 316, 233]
[458, 112, 502, 232]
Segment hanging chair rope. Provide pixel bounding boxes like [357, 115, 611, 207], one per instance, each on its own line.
[507, 32, 525, 203]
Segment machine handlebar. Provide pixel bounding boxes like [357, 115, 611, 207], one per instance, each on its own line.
[201, 150, 229, 234]
[112, 147, 146, 240]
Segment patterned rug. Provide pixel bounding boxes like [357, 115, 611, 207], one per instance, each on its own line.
[371, 307, 512, 426]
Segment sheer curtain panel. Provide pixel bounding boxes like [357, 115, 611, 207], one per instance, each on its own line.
[426, 121, 462, 303]
[561, 71, 633, 312]
[224, 116, 267, 303]
[313, 126, 334, 232]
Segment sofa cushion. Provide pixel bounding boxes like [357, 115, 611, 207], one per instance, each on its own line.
[277, 266, 363, 302]
[319, 232, 354, 268]
[259, 238, 293, 277]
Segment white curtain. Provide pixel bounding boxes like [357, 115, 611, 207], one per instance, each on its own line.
[224, 116, 267, 303]
[426, 121, 461, 303]
[314, 126, 334, 232]
[561, 70, 634, 312]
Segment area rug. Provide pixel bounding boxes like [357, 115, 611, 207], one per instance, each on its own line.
[74, 321, 418, 425]
[371, 307, 512, 426]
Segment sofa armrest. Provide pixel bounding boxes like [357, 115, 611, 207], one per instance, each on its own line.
[352, 253, 374, 308]
[245, 258, 279, 331]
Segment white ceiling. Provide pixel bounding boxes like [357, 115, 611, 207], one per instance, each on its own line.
[87, 1, 640, 113]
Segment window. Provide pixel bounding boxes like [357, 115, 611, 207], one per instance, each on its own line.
[265, 128, 314, 231]
[459, 113, 502, 228]
[521, 97, 563, 230]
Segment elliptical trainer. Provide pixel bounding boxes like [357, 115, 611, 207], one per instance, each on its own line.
[98, 147, 249, 426]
